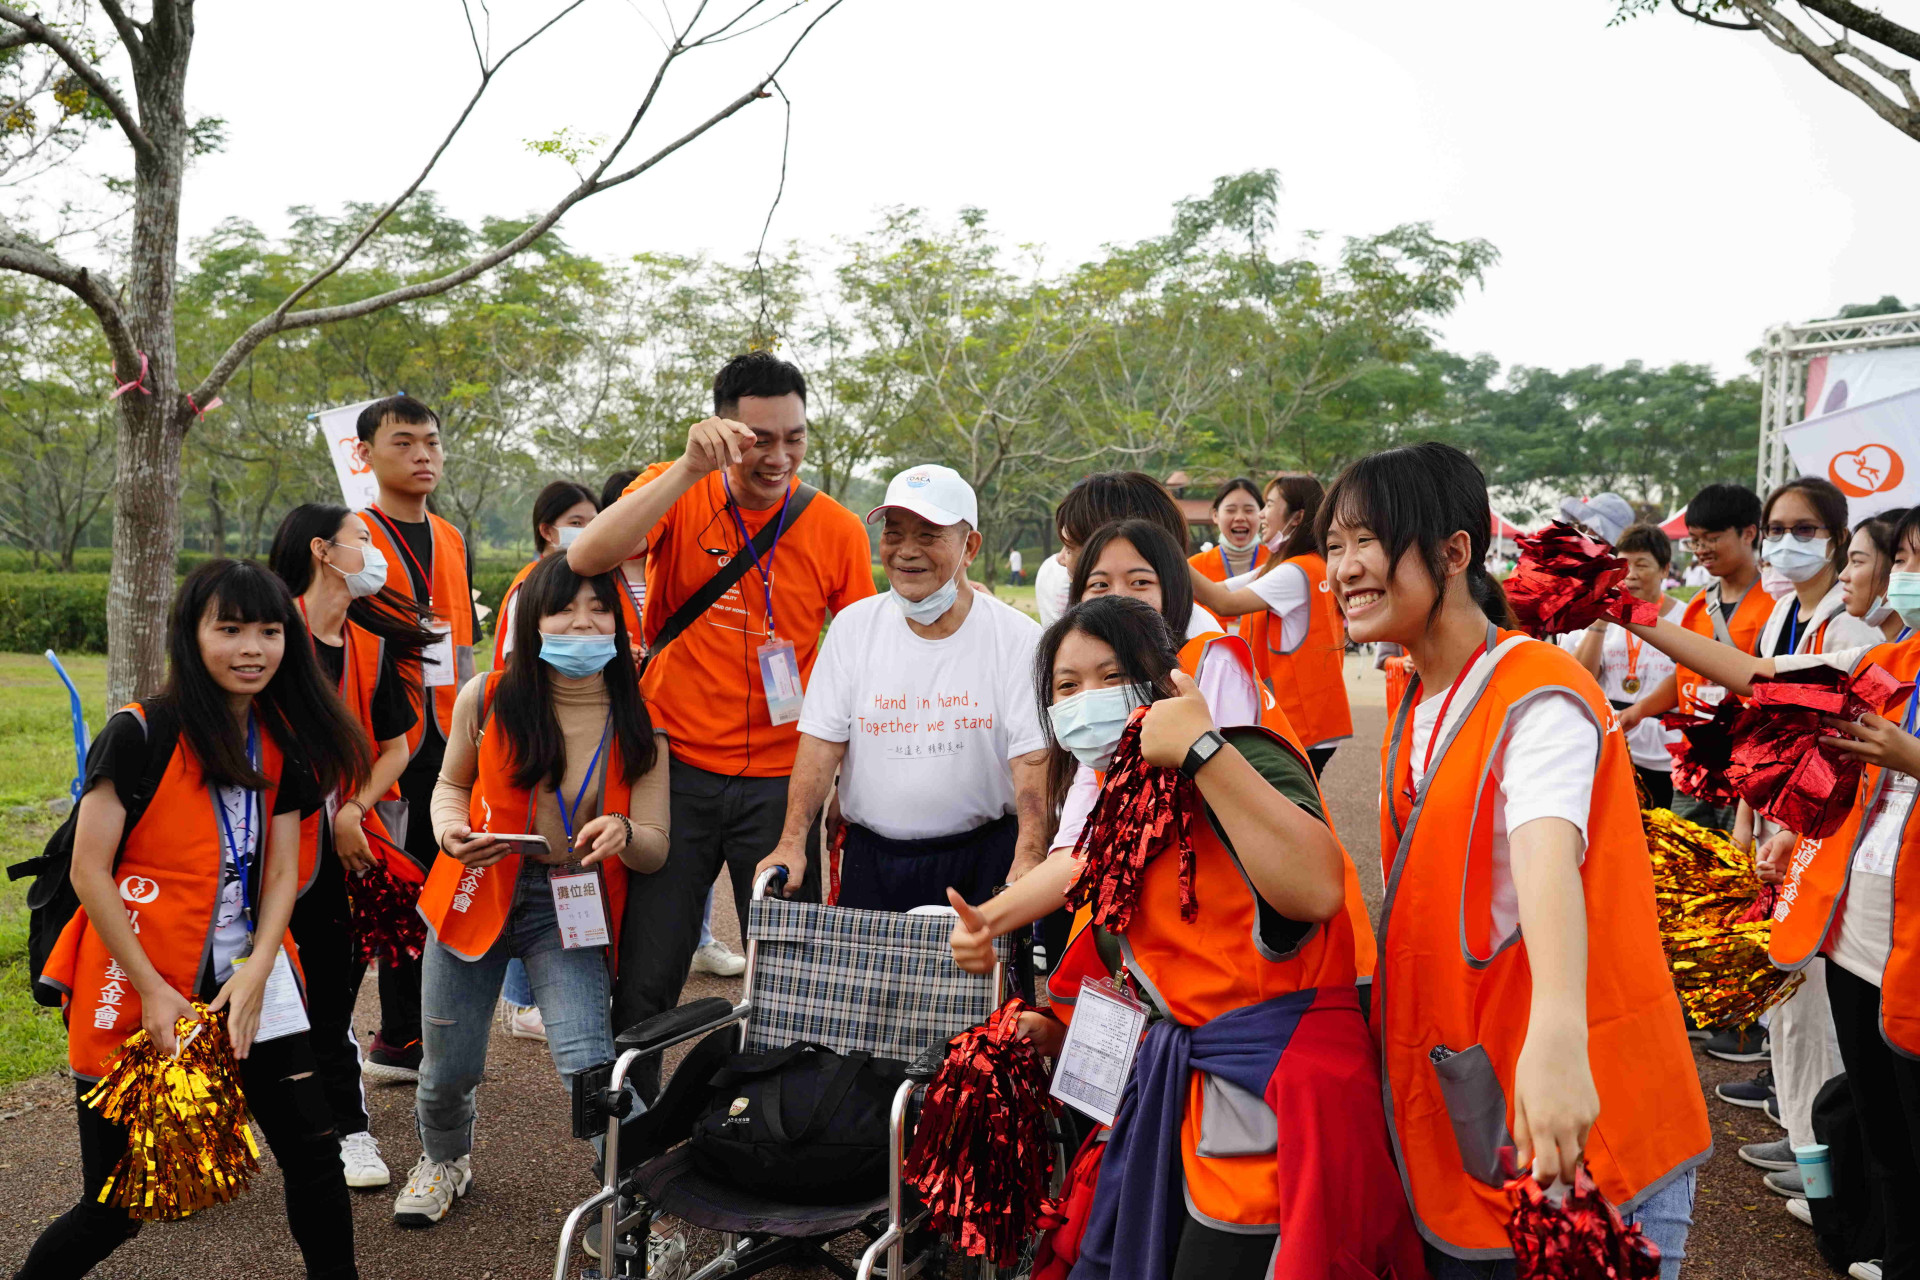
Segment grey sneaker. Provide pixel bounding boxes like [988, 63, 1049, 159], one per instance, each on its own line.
[1764, 1166, 1804, 1198]
[392, 1153, 471, 1228]
[1739, 1139, 1797, 1171]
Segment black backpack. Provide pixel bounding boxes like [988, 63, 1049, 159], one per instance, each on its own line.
[688, 1041, 907, 1205]
[7, 705, 178, 1007]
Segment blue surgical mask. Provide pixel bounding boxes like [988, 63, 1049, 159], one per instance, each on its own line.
[891, 572, 960, 625]
[1761, 536, 1831, 584]
[328, 541, 388, 599]
[1048, 683, 1151, 771]
[1886, 572, 1920, 630]
[539, 632, 617, 679]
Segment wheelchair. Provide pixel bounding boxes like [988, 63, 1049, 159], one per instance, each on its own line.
[554, 868, 1029, 1280]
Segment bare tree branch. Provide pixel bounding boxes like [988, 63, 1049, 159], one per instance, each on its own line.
[95, 0, 146, 67]
[0, 219, 134, 362]
[0, 5, 154, 160]
[261, 0, 591, 324]
[1796, 0, 1920, 61]
[1667, 0, 1757, 30]
[1733, 0, 1920, 141]
[191, 0, 845, 413]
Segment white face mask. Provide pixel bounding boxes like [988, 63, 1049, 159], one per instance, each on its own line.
[328, 542, 388, 599]
[1219, 532, 1259, 555]
[1761, 536, 1831, 585]
[1048, 683, 1151, 771]
[891, 571, 960, 625]
[555, 525, 584, 550]
[1865, 595, 1895, 627]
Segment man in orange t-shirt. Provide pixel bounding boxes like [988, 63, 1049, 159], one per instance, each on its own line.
[570, 351, 875, 1068]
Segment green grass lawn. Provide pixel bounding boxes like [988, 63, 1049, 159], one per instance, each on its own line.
[0, 651, 107, 1088]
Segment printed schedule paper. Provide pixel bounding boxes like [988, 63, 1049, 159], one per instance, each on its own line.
[1050, 977, 1148, 1125]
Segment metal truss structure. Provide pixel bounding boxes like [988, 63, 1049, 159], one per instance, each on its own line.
[1759, 308, 1920, 492]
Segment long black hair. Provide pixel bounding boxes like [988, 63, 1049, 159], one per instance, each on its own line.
[1314, 442, 1515, 630]
[532, 480, 600, 555]
[158, 559, 371, 797]
[1068, 519, 1196, 639]
[1055, 471, 1191, 554]
[1260, 473, 1324, 575]
[1033, 595, 1183, 806]
[268, 504, 440, 666]
[493, 554, 657, 789]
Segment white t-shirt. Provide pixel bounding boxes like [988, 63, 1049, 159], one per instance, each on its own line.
[1684, 564, 1712, 588]
[1226, 563, 1311, 652]
[1559, 599, 1686, 771]
[800, 592, 1047, 841]
[1009, 550, 1024, 575]
[1035, 553, 1072, 626]
[1408, 645, 1596, 943]
[1049, 637, 1263, 854]
[211, 783, 259, 983]
[1828, 765, 1910, 987]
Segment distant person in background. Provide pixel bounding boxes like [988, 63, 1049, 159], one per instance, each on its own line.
[1682, 559, 1712, 589]
[356, 394, 477, 1086]
[1568, 523, 1684, 808]
[1008, 546, 1024, 585]
[1188, 477, 1266, 635]
[494, 481, 600, 666]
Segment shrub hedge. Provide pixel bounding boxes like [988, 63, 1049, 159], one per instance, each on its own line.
[0, 574, 113, 652]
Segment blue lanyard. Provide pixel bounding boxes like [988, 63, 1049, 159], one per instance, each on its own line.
[1218, 544, 1260, 579]
[1786, 599, 1803, 655]
[721, 475, 795, 641]
[1904, 682, 1919, 737]
[553, 718, 612, 853]
[216, 715, 261, 934]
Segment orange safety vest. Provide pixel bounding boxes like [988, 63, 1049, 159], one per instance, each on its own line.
[493, 560, 538, 670]
[1188, 547, 1264, 635]
[364, 506, 475, 752]
[1768, 637, 1920, 1054]
[39, 706, 305, 1080]
[296, 612, 409, 894]
[1384, 654, 1415, 718]
[1246, 554, 1353, 751]
[1179, 631, 1376, 983]
[415, 673, 633, 971]
[1377, 627, 1710, 1254]
[1675, 581, 1771, 717]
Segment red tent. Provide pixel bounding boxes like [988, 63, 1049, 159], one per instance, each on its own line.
[1490, 512, 1528, 540]
[1658, 507, 1688, 537]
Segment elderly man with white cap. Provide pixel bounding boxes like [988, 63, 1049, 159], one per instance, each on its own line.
[756, 464, 1051, 910]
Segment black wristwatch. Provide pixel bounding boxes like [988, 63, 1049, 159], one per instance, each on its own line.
[1180, 730, 1228, 780]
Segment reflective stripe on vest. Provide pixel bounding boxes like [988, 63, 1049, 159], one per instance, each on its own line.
[1247, 553, 1352, 750]
[1375, 626, 1711, 1255]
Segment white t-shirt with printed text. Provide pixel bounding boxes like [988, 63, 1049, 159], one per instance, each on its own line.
[800, 592, 1047, 841]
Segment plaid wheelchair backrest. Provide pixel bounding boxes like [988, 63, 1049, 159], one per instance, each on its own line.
[743, 899, 1014, 1061]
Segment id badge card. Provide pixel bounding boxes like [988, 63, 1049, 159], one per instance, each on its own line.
[421, 621, 455, 688]
[1050, 976, 1148, 1125]
[758, 638, 805, 726]
[550, 869, 611, 950]
[1858, 774, 1918, 877]
[235, 949, 311, 1043]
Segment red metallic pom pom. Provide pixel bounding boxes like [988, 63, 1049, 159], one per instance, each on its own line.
[1063, 709, 1198, 934]
[1506, 1166, 1661, 1280]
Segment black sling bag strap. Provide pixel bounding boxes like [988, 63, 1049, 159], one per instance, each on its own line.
[639, 483, 819, 676]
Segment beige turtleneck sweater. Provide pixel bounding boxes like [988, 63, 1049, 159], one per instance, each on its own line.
[432, 672, 670, 870]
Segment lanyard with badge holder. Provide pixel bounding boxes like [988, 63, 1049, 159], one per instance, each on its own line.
[723, 473, 806, 725]
[221, 714, 310, 1040]
[1402, 640, 1487, 809]
[365, 506, 456, 688]
[547, 717, 615, 949]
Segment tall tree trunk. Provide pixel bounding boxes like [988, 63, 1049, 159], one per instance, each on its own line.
[207, 475, 226, 555]
[105, 6, 192, 709]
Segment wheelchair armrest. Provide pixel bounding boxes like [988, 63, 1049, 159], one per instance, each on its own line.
[615, 997, 740, 1056]
[904, 1039, 950, 1083]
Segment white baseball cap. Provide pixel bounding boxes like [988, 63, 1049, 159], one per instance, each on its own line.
[867, 463, 978, 528]
[1558, 492, 1636, 547]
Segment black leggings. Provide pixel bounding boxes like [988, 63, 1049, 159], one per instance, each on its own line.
[1827, 962, 1920, 1279]
[14, 1032, 357, 1280]
[1307, 747, 1337, 778]
[1171, 1209, 1276, 1280]
[1634, 766, 1673, 810]
[292, 833, 371, 1136]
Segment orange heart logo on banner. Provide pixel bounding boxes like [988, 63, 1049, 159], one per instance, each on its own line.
[1829, 443, 1904, 498]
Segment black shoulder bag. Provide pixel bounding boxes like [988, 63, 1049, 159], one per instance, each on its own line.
[638, 483, 818, 675]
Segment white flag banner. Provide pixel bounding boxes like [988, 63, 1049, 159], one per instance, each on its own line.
[1781, 384, 1920, 524]
[314, 399, 382, 510]
[1804, 348, 1920, 420]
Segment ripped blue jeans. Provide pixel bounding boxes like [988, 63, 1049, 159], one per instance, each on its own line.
[415, 860, 614, 1163]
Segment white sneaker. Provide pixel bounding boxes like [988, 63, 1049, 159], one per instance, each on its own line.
[508, 1004, 546, 1042]
[392, 1153, 471, 1228]
[1786, 1197, 1813, 1227]
[339, 1130, 391, 1188]
[1851, 1263, 1884, 1280]
[691, 942, 746, 977]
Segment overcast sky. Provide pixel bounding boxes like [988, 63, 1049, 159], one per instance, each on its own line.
[177, 0, 1920, 381]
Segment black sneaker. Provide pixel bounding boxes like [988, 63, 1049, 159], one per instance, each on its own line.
[1766, 1092, 1786, 1130]
[1704, 1023, 1769, 1063]
[363, 1032, 423, 1084]
[1715, 1067, 1775, 1108]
